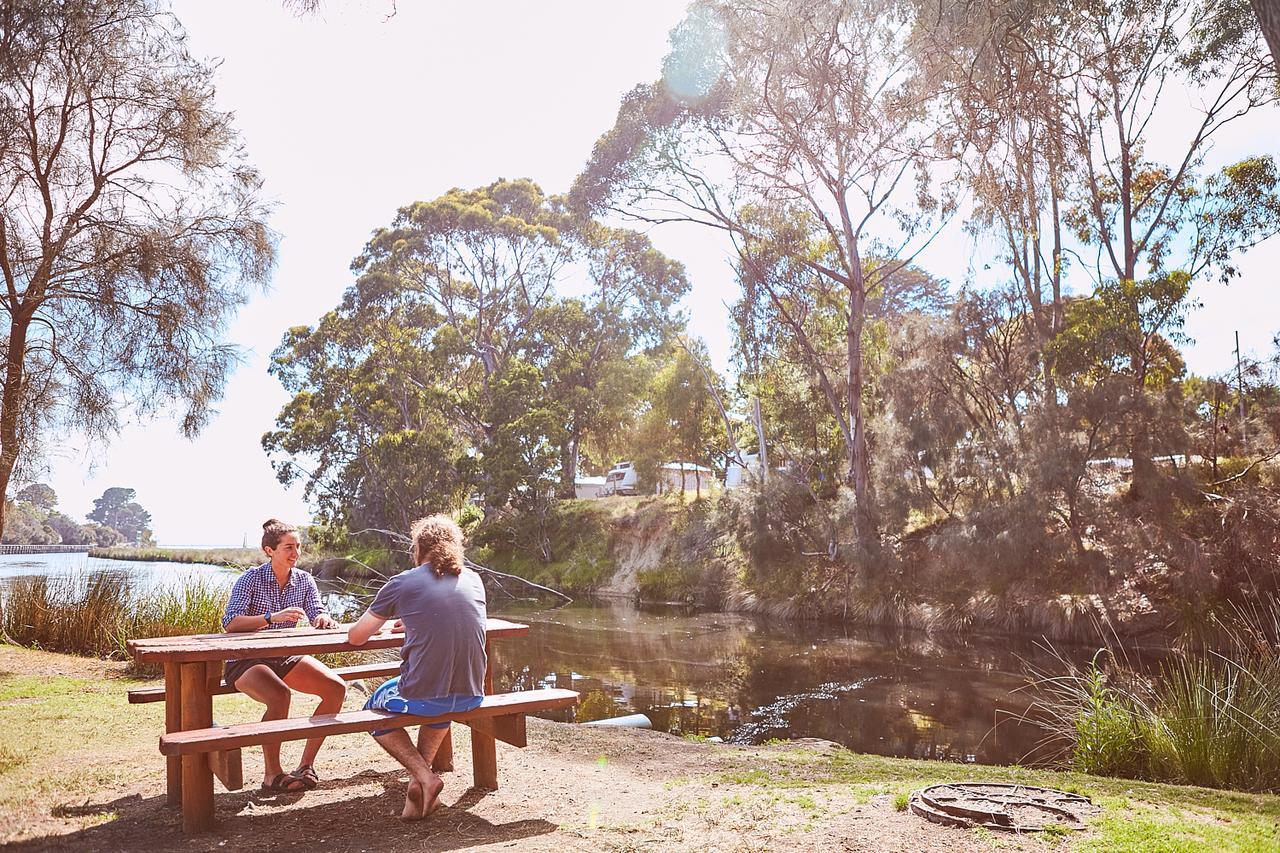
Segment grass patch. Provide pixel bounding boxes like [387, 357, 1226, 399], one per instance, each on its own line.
[713, 744, 1280, 850]
[893, 791, 909, 811]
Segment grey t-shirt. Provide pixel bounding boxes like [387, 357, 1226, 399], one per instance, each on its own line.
[370, 564, 487, 700]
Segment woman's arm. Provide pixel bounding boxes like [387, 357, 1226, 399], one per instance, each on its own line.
[301, 575, 337, 629]
[347, 609, 391, 646]
[225, 608, 306, 633]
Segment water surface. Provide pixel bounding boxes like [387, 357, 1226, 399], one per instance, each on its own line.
[1, 555, 1110, 766]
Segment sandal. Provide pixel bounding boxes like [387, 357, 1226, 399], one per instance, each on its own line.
[262, 773, 306, 793]
[290, 764, 319, 790]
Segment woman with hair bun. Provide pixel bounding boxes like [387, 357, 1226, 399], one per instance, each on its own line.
[221, 519, 347, 793]
[348, 514, 486, 820]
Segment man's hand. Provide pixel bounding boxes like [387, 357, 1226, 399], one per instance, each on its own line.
[391, 619, 404, 632]
[312, 613, 338, 629]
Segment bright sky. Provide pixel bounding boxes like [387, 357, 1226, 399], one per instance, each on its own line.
[40, 1, 1280, 546]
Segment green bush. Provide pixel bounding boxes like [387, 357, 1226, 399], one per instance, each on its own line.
[1030, 604, 1280, 791]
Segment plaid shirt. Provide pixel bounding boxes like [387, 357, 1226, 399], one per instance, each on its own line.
[221, 562, 326, 630]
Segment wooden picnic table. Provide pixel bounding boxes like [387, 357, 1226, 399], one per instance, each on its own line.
[127, 617, 529, 833]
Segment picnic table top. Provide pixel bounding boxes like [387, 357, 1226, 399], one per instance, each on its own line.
[127, 617, 529, 663]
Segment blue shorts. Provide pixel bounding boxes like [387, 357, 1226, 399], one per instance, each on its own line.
[364, 676, 483, 736]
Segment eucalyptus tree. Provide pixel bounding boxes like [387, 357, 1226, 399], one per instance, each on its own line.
[266, 180, 687, 532]
[575, 0, 955, 548]
[929, 0, 1279, 498]
[0, 0, 275, 537]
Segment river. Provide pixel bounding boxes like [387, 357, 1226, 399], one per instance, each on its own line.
[0, 553, 1104, 767]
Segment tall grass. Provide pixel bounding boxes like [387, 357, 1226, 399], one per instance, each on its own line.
[1028, 603, 1280, 791]
[0, 573, 227, 669]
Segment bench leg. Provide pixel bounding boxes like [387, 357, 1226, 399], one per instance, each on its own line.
[431, 727, 453, 773]
[180, 662, 216, 833]
[210, 748, 243, 791]
[164, 662, 182, 807]
[472, 638, 497, 790]
[471, 729, 497, 790]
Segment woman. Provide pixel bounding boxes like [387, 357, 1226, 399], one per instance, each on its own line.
[348, 514, 486, 820]
[222, 518, 347, 793]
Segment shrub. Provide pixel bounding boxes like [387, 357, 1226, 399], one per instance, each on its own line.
[1028, 602, 1280, 791]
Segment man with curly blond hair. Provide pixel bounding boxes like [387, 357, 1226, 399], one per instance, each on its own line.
[348, 514, 486, 820]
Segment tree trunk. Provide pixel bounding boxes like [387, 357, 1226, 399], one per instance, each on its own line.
[845, 286, 877, 545]
[0, 316, 31, 540]
[1252, 0, 1280, 73]
[558, 435, 579, 499]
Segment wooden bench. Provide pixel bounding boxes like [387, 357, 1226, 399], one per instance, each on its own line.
[158, 688, 579, 829]
[127, 660, 403, 704]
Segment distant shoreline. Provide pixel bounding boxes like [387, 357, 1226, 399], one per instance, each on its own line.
[87, 545, 301, 570]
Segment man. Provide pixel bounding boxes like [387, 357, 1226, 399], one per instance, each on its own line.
[348, 514, 486, 820]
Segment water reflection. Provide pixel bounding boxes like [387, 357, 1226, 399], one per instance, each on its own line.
[489, 599, 1092, 766]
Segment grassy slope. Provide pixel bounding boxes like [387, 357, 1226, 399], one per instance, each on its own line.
[1, 645, 1276, 851]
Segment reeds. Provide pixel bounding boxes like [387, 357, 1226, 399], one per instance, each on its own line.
[0, 572, 227, 664]
[1027, 602, 1280, 791]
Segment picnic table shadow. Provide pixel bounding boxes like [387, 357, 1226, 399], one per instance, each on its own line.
[18, 769, 557, 852]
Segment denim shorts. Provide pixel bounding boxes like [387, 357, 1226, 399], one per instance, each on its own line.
[224, 655, 305, 688]
[364, 676, 483, 736]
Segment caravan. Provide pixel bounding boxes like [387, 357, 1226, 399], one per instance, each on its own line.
[601, 461, 639, 496]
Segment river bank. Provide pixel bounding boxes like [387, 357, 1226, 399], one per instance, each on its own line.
[471, 496, 1168, 644]
[0, 645, 1275, 851]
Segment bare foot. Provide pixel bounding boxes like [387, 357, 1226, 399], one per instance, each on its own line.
[422, 776, 445, 817]
[401, 777, 444, 821]
[401, 779, 425, 821]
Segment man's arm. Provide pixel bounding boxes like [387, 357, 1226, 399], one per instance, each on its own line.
[347, 609, 391, 646]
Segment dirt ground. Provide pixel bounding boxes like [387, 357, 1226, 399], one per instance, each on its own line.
[5, 721, 1007, 852]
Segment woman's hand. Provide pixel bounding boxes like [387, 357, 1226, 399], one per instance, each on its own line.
[272, 606, 307, 625]
[312, 613, 338, 629]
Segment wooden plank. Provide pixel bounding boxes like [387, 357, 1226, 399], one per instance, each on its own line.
[164, 662, 182, 807]
[472, 637, 498, 790]
[209, 748, 243, 791]
[160, 689, 579, 756]
[129, 618, 528, 663]
[467, 714, 526, 748]
[130, 660, 404, 704]
[179, 662, 215, 833]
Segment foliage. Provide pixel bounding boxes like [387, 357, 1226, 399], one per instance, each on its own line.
[265, 179, 687, 543]
[0, 0, 275, 539]
[87, 488, 153, 546]
[470, 499, 617, 592]
[1, 484, 124, 545]
[630, 343, 728, 495]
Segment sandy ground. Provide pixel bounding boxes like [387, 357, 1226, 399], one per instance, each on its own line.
[0, 649, 1044, 853]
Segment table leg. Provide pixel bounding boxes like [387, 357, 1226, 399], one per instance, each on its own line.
[164, 662, 182, 807]
[471, 639, 497, 790]
[179, 661, 215, 833]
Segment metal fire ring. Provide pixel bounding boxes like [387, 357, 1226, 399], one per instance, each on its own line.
[908, 782, 1099, 832]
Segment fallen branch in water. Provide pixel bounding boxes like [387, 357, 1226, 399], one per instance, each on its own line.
[345, 528, 573, 603]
